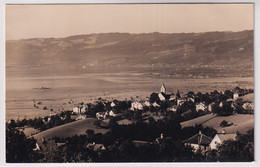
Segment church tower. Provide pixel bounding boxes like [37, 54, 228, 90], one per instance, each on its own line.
[160, 84, 166, 94]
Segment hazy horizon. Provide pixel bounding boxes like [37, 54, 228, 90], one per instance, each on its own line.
[6, 4, 253, 40]
[5, 29, 254, 41]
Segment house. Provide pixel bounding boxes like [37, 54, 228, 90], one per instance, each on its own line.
[152, 102, 160, 107]
[169, 94, 176, 101]
[50, 111, 57, 116]
[86, 142, 106, 151]
[155, 133, 164, 144]
[208, 102, 215, 112]
[242, 102, 254, 111]
[196, 102, 207, 112]
[209, 130, 236, 150]
[168, 105, 178, 112]
[233, 93, 239, 99]
[130, 101, 143, 111]
[73, 105, 87, 114]
[143, 101, 151, 107]
[187, 97, 195, 103]
[110, 102, 116, 107]
[73, 106, 80, 113]
[76, 115, 86, 120]
[109, 110, 118, 117]
[96, 112, 108, 120]
[158, 92, 166, 101]
[160, 84, 166, 94]
[177, 98, 185, 106]
[183, 131, 212, 152]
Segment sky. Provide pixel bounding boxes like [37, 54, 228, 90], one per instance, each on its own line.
[5, 4, 254, 40]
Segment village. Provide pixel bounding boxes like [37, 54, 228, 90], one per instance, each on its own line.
[6, 84, 254, 162]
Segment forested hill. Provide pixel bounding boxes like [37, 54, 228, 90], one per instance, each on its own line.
[6, 30, 253, 68]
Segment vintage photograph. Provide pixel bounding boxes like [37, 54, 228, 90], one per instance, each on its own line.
[5, 4, 254, 163]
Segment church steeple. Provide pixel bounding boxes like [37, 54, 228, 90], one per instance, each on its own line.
[160, 84, 166, 94]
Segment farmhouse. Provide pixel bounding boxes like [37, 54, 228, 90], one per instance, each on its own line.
[76, 115, 86, 120]
[183, 131, 212, 152]
[233, 93, 239, 99]
[158, 92, 166, 101]
[130, 101, 143, 111]
[73, 105, 87, 114]
[196, 102, 207, 112]
[208, 103, 215, 112]
[242, 102, 254, 111]
[177, 98, 185, 106]
[152, 102, 160, 107]
[168, 105, 178, 112]
[143, 101, 151, 107]
[109, 110, 118, 117]
[169, 94, 176, 101]
[209, 130, 236, 150]
[96, 112, 108, 120]
[110, 102, 116, 107]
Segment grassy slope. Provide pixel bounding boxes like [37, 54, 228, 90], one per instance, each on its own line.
[181, 114, 254, 134]
[203, 114, 254, 134]
[180, 114, 217, 128]
[240, 93, 254, 102]
[32, 118, 108, 142]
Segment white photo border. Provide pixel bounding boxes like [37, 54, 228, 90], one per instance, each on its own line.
[0, 0, 259, 167]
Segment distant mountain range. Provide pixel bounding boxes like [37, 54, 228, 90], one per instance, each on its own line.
[6, 30, 254, 68]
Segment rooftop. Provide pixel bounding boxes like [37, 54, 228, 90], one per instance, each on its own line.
[184, 132, 212, 145]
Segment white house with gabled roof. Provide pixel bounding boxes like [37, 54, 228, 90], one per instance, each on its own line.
[209, 130, 237, 150]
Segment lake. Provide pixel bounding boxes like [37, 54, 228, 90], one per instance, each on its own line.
[6, 68, 254, 120]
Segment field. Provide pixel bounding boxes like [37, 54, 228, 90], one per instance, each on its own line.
[180, 114, 217, 128]
[32, 118, 108, 142]
[181, 114, 254, 134]
[6, 68, 254, 120]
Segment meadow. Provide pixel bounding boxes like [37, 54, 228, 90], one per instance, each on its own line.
[32, 118, 108, 142]
[181, 114, 254, 134]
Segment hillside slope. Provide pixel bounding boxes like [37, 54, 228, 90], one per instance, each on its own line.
[6, 30, 254, 68]
[181, 114, 254, 134]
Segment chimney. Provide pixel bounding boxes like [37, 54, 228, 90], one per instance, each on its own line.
[198, 131, 202, 145]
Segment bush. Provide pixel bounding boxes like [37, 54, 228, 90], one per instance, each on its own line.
[220, 120, 228, 127]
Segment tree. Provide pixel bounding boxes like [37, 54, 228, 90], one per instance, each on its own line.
[150, 93, 159, 103]
[6, 126, 41, 162]
[214, 129, 254, 162]
[224, 90, 234, 99]
[86, 129, 95, 137]
[176, 90, 181, 99]
[109, 117, 118, 129]
[220, 120, 228, 127]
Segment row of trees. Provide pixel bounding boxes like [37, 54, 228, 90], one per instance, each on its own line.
[6, 115, 254, 162]
[8, 111, 75, 131]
